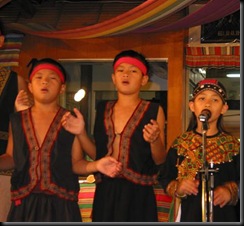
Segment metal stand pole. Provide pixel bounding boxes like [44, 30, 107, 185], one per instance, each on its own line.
[200, 126, 208, 222]
[198, 121, 218, 222]
[208, 161, 216, 222]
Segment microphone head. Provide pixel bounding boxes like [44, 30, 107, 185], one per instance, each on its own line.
[198, 109, 211, 122]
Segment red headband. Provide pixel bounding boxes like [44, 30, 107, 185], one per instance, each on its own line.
[29, 63, 65, 83]
[113, 57, 147, 75]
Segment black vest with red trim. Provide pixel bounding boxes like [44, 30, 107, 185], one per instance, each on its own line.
[9, 108, 79, 202]
[94, 100, 160, 186]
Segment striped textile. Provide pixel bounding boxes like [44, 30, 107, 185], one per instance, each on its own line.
[78, 182, 172, 222]
[154, 184, 172, 222]
[78, 183, 95, 222]
[185, 44, 240, 69]
[0, 33, 24, 67]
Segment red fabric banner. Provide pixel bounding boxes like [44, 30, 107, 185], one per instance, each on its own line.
[185, 44, 240, 69]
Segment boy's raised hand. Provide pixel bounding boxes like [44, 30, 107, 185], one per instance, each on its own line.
[61, 108, 85, 135]
[15, 90, 33, 112]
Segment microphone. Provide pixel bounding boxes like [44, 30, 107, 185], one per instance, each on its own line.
[198, 109, 211, 122]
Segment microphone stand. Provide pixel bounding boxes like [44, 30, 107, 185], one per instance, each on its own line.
[198, 119, 218, 222]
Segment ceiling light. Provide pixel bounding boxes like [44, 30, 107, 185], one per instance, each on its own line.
[74, 89, 86, 102]
[226, 73, 240, 78]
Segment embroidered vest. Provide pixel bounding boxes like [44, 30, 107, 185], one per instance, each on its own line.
[94, 100, 160, 186]
[10, 107, 79, 202]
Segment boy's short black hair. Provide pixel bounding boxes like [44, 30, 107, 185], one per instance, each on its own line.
[113, 49, 151, 77]
[27, 58, 67, 82]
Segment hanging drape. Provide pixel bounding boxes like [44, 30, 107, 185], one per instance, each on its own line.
[6, 0, 240, 40]
[185, 43, 240, 69]
[134, 0, 240, 33]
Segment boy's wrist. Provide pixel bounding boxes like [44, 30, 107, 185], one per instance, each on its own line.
[174, 191, 187, 199]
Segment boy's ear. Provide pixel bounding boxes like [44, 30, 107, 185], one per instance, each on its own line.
[111, 73, 115, 84]
[60, 84, 66, 94]
[141, 75, 149, 86]
[28, 82, 33, 94]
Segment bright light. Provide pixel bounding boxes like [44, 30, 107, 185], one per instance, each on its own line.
[226, 73, 240, 78]
[199, 68, 206, 75]
[74, 89, 86, 102]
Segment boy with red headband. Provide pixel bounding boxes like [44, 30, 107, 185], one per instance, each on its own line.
[62, 49, 167, 221]
[158, 79, 240, 222]
[0, 58, 122, 222]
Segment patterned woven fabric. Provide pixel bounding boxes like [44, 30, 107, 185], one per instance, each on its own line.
[185, 44, 240, 69]
[154, 184, 172, 222]
[78, 183, 95, 222]
[0, 33, 24, 67]
[78, 182, 172, 222]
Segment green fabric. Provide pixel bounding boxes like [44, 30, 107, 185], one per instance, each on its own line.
[168, 198, 175, 222]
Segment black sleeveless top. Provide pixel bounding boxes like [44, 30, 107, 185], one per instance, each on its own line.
[9, 107, 80, 202]
[94, 99, 160, 185]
